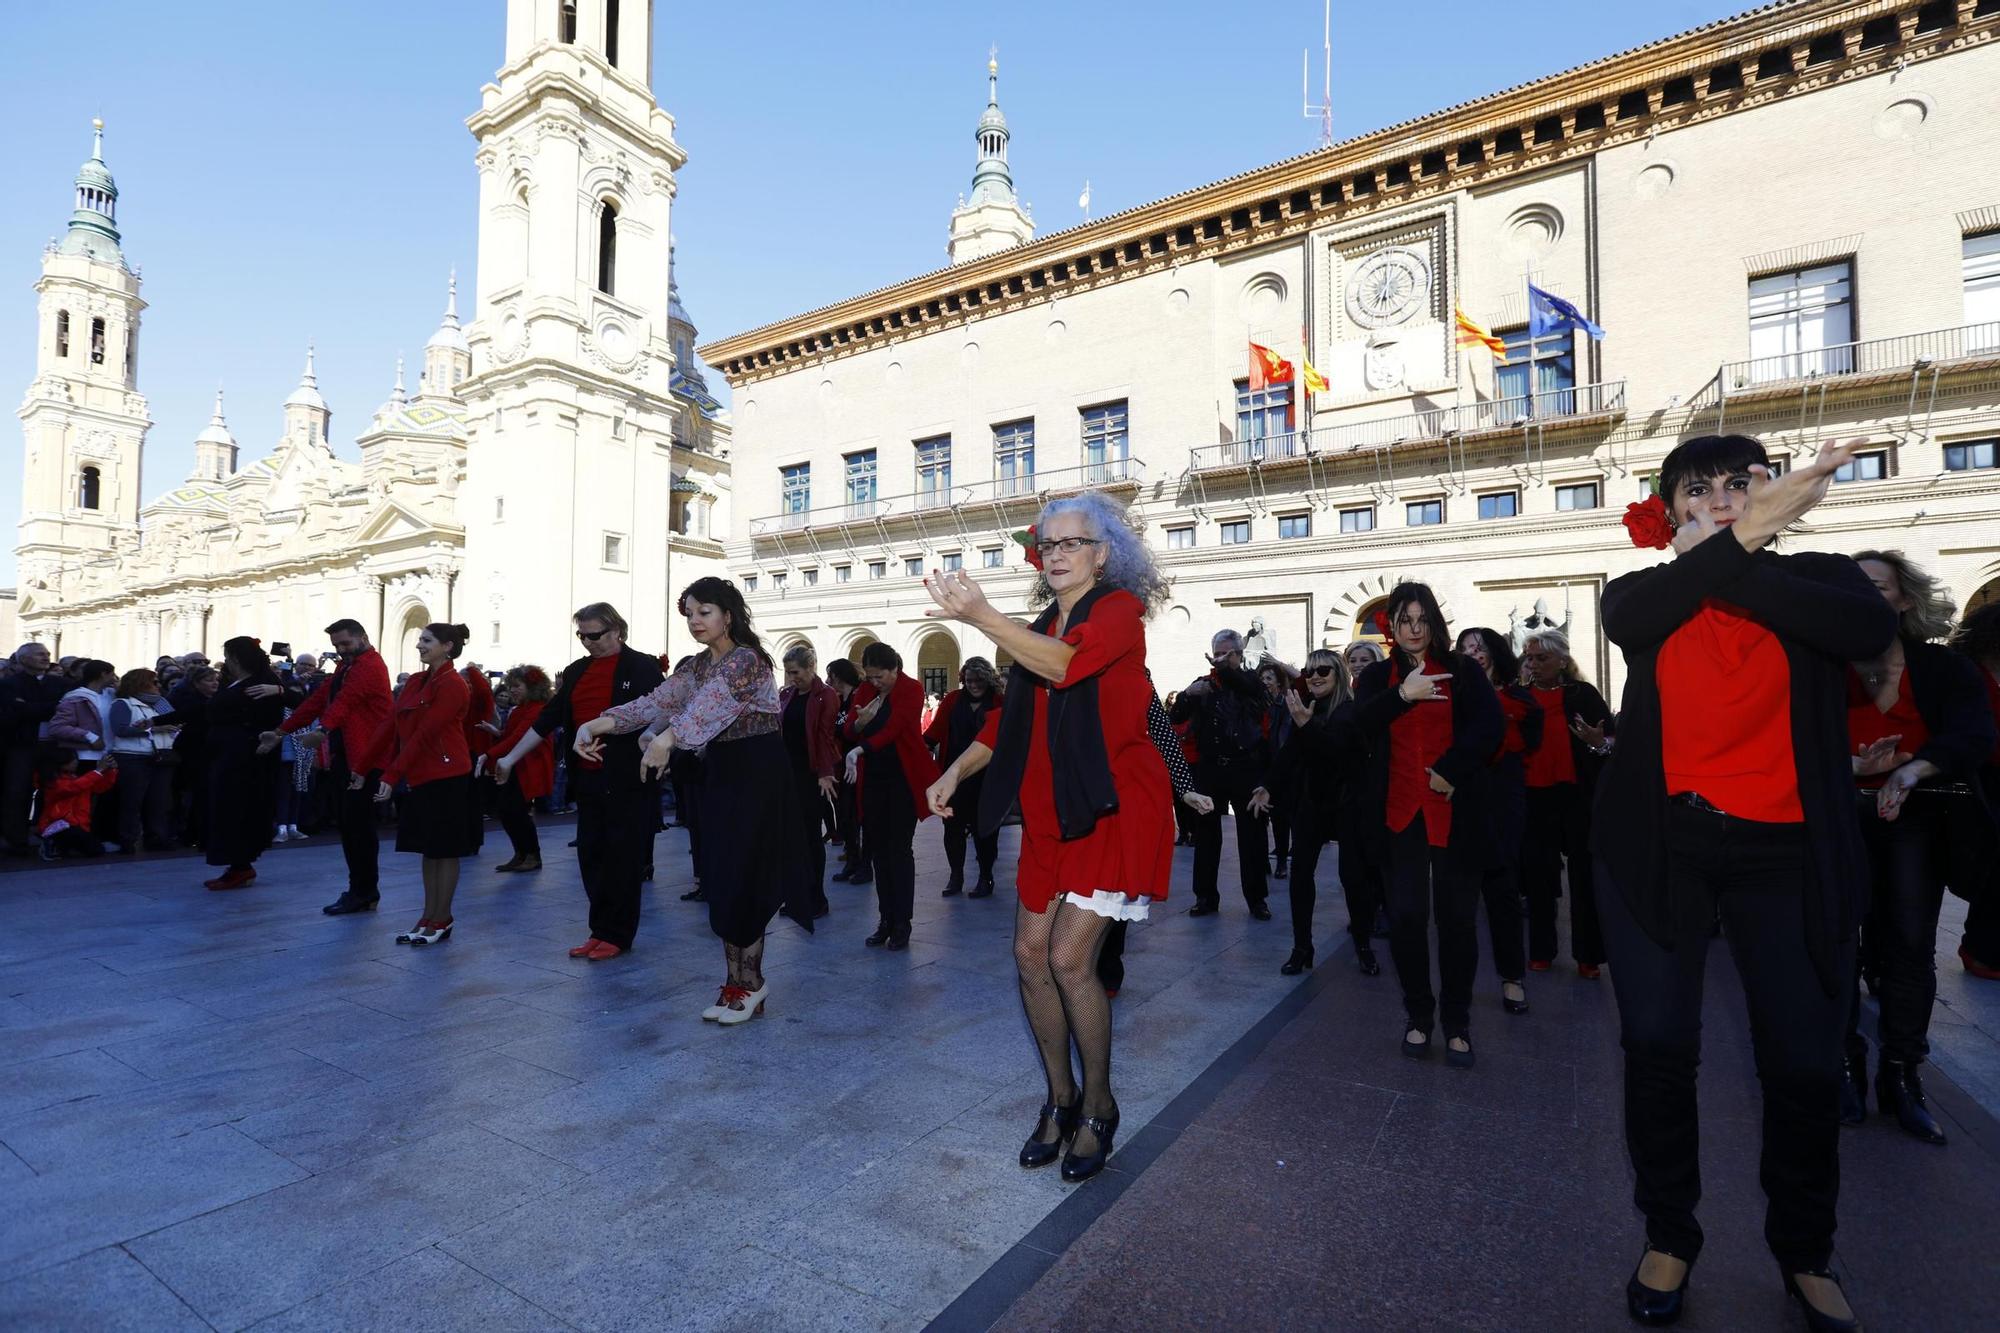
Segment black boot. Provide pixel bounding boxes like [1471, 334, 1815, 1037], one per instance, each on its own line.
[1280, 946, 1313, 976]
[864, 919, 891, 948]
[968, 874, 995, 899]
[1355, 945, 1380, 976]
[1838, 1049, 1866, 1126]
[1876, 1059, 1947, 1145]
[942, 872, 964, 898]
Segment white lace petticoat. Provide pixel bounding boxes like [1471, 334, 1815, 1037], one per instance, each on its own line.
[1063, 890, 1151, 922]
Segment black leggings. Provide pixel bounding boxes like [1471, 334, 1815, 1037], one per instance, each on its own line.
[496, 778, 540, 860]
[1847, 797, 1951, 1066]
[865, 771, 917, 930]
[1384, 815, 1480, 1037]
[1286, 807, 1335, 951]
[1523, 781, 1603, 965]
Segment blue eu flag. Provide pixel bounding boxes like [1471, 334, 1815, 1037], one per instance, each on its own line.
[1527, 284, 1607, 341]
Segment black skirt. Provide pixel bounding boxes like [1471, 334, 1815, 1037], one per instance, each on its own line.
[396, 774, 484, 859]
[697, 730, 814, 947]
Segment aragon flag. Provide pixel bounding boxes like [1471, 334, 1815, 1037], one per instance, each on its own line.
[1248, 342, 1294, 391]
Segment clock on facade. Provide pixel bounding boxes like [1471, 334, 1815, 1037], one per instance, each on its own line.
[1344, 246, 1433, 330]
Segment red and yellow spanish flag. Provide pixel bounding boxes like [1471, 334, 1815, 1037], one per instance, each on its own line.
[1300, 358, 1330, 395]
[1455, 306, 1507, 358]
[1248, 341, 1294, 391]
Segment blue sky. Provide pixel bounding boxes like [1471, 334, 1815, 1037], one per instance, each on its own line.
[0, 0, 1735, 583]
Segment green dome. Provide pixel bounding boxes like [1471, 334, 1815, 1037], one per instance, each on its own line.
[57, 120, 124, 265]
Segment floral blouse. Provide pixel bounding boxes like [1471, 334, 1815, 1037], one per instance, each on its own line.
[598, 645, 779, 749]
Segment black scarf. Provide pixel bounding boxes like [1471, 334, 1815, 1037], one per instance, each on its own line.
[978, 584, 1120, 840]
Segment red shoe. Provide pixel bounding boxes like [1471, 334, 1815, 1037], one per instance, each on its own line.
[1577, 962, 1602, 980]
[584, 941, 625, 961]
[568, 937, 603, 959]
[1527, 959, 1552, 972]
[205, 867, 256, 891]
[1104, 987, 1120, 999]
[1961, 943, 2000, 981]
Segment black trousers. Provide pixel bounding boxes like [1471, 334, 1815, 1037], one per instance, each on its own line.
[1287, 806, 1335, 951]
[574, 774, 655, 950]
[1480, 862, 1528, 983]
[866, 772, 917, 930]
[334, 770, 380, 899]
[1192, 761, 1269, 909]
[1847, 798, 1951, 1066]
[1601, 801, 1849, 1271]
[941, 773, 997, 883]
[1337, 834, 1383, 946]
[836, 777, 865, 865]
[3, 743, 37, 850]
[1269, 807, 1292, 864]
[1385, 815, 1481, 1036]
[495, 778, 540, 860]
[111, 753, 175, 849]
[1966, 895, 2000, 968]
[794, 768, 829, 915]
[1523, 781, 1604, 965]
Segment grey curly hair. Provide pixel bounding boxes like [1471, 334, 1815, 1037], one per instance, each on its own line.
[1029, 491, 1170, 616]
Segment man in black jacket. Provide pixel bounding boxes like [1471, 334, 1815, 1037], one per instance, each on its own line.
[492, 602, 663, 961]
[1171, 629, 1275, 919]
[1, 643, 72, 855]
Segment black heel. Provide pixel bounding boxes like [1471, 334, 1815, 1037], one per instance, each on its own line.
[1019, 1099, 1080, 1168]
[1782, 1268, 1860, 1332]
[1060, 1109, 1120, 1182]
[1356, 946, 1380, 977]
[1625, 1247, 1691, 1325]
[1401, 1026, 1432, 1059]
[1501, 981, 1530, 1015]
[1280, 947, 1313, 976]
[1876, 1058, 1946, 1144]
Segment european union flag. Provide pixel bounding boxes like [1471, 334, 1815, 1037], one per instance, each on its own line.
[1527, 284, 1607, 341]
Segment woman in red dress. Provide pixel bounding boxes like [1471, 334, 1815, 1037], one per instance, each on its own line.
[923, 491, 1173, 1183]
[481, 666, 554, 872]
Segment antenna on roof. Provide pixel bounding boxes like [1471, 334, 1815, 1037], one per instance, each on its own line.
[1302, 0, 1333, 149]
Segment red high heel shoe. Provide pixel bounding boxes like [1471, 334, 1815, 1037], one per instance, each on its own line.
[1960, 943, 2000, 981]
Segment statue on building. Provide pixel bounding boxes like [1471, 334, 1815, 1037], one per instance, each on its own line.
[1243, 616, 1273, 669]
[1511, 596, 1570, 654]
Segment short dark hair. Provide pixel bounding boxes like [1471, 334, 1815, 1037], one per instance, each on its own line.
[825, 658, 861, 687]
[1659, 434, 1770, 511]
[424, 623, 472, 660]
[324, 618, 366, 638]
[1951, 601, 2000, 670]
[859, 641, 902, 671]
[78, 659, 116, 685]
[222, 637, 271, 680]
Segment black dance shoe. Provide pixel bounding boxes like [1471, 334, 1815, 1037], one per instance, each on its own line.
[829, 865, 854, 883]
[1272, 858, 1289, 880]
[1187, 902, 1219, 918]
[680, 886, 707, 902]
[1355, 946, 1380, 977]
[1625, 1248, 1690, 1326]
[1782, 1268, 1861, 1332]
[1019, 1098, 1080, 1168]
[1876, 1059, 1947, 1145]
[322, 894, 378, 916]
[1060, 1108, 1120, 1182]
[886, 930, 910, 951]
[1401, 1027, 1432, 1059]
[1280, 947, 1313, 976]
[864, 922, 891, 948]
[1839, 1050, 1867, 1126]
[847, 866, 874, 885]
[1445, 1035, 1475, 1070]
[941, 874, 964, 898]
[1501, 981, 1530, 1015]
[1248, 902, 1272, 921]
[968, 875, 995, 899]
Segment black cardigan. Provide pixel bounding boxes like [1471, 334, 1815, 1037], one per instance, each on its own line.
[1899, 639, 2000, 900]
[1272, 695, 1365, 833]
[533, 645, 666, 791]
[1592, 531, 1896, 994]
[1354, 653, 1505, 871]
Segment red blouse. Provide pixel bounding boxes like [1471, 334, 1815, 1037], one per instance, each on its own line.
[1658, 599, 1802, 823]
[1496, 687, 1532, 759]
[975, 590, 1173, 912]
[1846, 667, 1930, 792]
[493, 699, 552, 800]
[1523, 686, 1578, 788]
[1386, 655, 1456, 847]
[568, 655, 617, 770]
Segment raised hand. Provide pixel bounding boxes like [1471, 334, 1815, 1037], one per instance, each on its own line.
[1569, 715, 1606, 749]
[1736, 438, 1867, 550]
[923, 569, 993, 623]
[1284, 692, 1314, 727]
[1852, 735, 1909, 778]
[1398, 669, 1451, 703]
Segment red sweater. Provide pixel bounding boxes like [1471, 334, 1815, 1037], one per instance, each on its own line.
[492, 699, 553, 799]
[1659, 600, 1802, 822]
[38, 767, 116, 834]
[370, 664, 472, 788]
[280, 649, 392, 773]
[859, 673, 941, 820]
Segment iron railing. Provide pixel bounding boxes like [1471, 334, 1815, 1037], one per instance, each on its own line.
[749, 457, 1146, 539]
[1716, 321, 2000, 396]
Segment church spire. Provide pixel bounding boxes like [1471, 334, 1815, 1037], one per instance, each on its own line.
[58, 118, 125, 265]
[191, 385, 239, 482]
[423, 268, 472, 399]
[967, 50, 1019, 209]
[947, 49, 1034, 265]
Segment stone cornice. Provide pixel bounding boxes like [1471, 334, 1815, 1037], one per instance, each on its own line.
[700, 0, 1996, 384]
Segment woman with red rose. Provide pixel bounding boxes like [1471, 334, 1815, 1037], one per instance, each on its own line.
[1596, 434, 1893, 1330]
[1354, 582, 1503, 1066]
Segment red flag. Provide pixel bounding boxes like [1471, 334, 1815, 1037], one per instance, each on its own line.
[1248, 342, 1293, 392]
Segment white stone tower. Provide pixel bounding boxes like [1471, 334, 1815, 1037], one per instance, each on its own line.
[190, 387, 238, 482]
[421, 271, 472, 399]
[16, 120, 152, 598]
[460, 0, 692, 661]
[947, 54, 1034, 265]
[281, 345, 332, 452]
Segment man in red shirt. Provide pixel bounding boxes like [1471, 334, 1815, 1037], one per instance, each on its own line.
[263, 618, 392, 914]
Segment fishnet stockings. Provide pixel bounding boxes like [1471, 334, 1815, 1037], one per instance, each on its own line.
[1015, 898, 1118, 1156]
[723, 937, 767, 993]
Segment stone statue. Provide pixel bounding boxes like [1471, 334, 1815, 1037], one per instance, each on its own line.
[1512, 596, 1569, 653]
[1243, 616, 1273, 669]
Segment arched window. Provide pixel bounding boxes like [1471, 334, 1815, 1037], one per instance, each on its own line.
[597, 201, 618, 295]
[90, 317, 106, 366]
[55, 310, 70, 358]
[559, 0, 576, 42]
[606, 0, 621, 65]
[78, 466, 101, 511]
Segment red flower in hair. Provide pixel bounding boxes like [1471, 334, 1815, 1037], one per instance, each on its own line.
[1013, 526, 1044, 571]
[1371, 609, 1392, 639]
[1622, 495, 1675, 550]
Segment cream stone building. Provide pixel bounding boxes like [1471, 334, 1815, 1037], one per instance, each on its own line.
[704, 0, 2000, 702]
[13, 0, 731, 674]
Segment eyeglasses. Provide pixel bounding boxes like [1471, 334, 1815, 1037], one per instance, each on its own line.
[1034, 537, 1103, 557]
[576, 627, 613, 643]
[1302, 665, 1338, 679]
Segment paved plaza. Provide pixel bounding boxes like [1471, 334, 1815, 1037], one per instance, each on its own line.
[5, 820, 2000, 1331]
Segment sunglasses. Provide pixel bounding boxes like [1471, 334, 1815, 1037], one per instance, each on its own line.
[576, 628, 613, 643]
[1302, 665, 1338, 679]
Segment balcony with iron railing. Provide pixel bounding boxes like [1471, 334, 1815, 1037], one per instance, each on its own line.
[748, 457, 1147, 540]
[1188, 380, 1628, 473]
[1697, 321, 2000, 408]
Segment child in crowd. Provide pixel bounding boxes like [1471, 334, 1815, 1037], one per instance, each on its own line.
[36, 744, 117, 859]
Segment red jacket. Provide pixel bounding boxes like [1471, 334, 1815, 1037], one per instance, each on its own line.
[858, 672, 941, 820]
[38, 767, 116, 834]
[461, 669, 496, 758]
[492, 699, 553, 799]
[370, 664, 471, 788]
[778, 677, 840, 778]
[280, 648, 392, 773]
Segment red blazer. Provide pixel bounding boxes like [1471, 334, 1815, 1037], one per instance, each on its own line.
[280, 648, 392, 772]
[38, 767, 116, 834]
[492, 699, 553, 799]
[371, 664, 471, 788]
[859, 672, 941, 820]
[779, 677, 840, 778]
[461, 669, 496, 759]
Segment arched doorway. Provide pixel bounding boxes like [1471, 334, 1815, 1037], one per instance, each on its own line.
[1352, 597, 1391, 648]
[1968, 576, 2000, 619]
[394, 603, 431, 677]
[915, 629, 961, 699]
[844, 631, 878, 665]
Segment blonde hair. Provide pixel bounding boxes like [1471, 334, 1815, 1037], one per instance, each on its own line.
[1302, 648, 1352, 711]
[1853, 549, 1956, 643]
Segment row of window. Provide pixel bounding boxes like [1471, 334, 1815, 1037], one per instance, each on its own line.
[746, 545, 1010, 593]
[52, 310, 112, 367]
